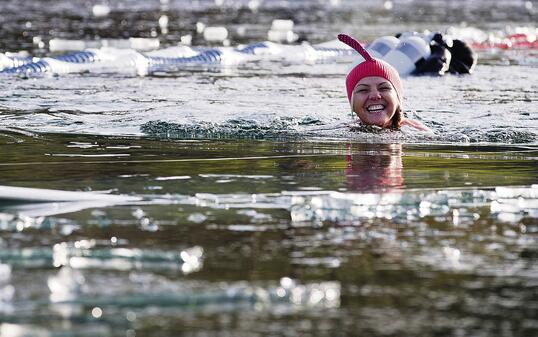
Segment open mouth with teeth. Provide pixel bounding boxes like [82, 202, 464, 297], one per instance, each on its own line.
[366, 104, 385, 113]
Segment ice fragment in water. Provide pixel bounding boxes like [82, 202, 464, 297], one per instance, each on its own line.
[271, 20, 294, 31]
[495, 186, 538, 199]
[159, 15, 169, 34]
[48, 266, 85, 302]
[203, 27, 228, 42]
[52, 242, 203, 273]
[267, 19, 298, 43]
[187, 213, 207, 223]
[0, 263, 13, 312]
[92, 4, 110, 17]
[184, 246, 204, 273]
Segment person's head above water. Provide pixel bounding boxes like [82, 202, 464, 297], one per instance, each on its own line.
[338, 34, 403, 128]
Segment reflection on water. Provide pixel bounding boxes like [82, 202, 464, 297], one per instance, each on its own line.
[345, 143, 403, 192]
[0, 133, 537, 336]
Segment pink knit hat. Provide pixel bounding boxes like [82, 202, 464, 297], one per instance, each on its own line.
[338, 34, 403, 104]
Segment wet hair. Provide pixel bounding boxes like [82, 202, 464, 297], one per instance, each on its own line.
[391, 106, 403, 129]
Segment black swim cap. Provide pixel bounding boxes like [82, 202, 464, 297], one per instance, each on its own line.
[448, 39, 477, 74]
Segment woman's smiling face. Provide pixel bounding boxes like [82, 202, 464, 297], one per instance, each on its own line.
[352, 76, 399, 128]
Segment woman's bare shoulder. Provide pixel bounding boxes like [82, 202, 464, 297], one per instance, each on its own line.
[401, 118, 433, 133]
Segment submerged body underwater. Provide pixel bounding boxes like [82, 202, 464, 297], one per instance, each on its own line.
[0, 1, 537, 336]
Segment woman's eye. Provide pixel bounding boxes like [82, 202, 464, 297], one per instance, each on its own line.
[380, 87, 391, 91]
[356, 89, 368, 93]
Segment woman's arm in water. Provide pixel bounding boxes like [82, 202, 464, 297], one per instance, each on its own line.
[401, 118, 433, 132]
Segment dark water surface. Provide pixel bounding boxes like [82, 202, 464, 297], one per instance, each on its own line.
[1, 0, 537, 52]
[0, 133, 537, 336]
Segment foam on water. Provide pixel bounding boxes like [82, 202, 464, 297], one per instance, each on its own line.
[0, 59, 536, 143]
[0, 1, 536, 145]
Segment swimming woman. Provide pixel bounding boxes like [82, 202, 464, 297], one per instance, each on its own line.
[338, 34, 431, 132]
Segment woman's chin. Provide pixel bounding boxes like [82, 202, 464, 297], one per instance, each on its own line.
[360, 113, 391, 127]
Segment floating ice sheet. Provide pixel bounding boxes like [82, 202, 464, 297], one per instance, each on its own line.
[0, 241, 203, 273]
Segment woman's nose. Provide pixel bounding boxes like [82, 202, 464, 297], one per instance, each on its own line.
[369, 90, 382, 99]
